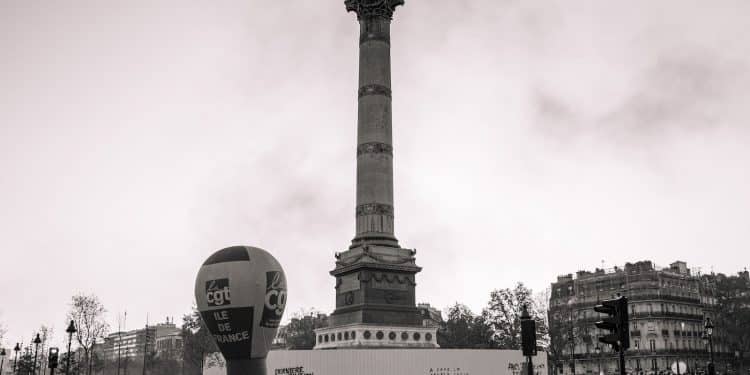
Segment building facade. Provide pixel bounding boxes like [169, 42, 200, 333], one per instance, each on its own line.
[103, 318, 182, 361]
[549, 261, 732, 375]
[103, 326, 156, 361]
[153, 320, 183, 359]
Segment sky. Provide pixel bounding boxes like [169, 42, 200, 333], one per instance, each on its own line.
[1, 0, 749, 348]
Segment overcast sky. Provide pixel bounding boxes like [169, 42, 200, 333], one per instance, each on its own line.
[1, 0, 749, 348]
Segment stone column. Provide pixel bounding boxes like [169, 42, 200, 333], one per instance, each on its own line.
[347, 0, 405, 249]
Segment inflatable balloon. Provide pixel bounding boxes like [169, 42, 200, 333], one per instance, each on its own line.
[195, 246, 287, 375]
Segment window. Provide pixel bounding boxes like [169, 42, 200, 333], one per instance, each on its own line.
[649, 340, 656, 352]
[651, 359, 657, 370]
[636, 360, 641, 370]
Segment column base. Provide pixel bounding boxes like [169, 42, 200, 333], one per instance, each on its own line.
[314, 324, 439, 349]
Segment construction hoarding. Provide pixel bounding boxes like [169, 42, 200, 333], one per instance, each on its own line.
[204, 349, 547, 375]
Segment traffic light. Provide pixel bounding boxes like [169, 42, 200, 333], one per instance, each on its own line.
[594, 296, 629, 352]
[48, 347, 59, 369]
[520, 304, 537, 357]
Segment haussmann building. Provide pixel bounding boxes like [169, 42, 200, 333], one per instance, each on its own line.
[548, 261, 732, 375]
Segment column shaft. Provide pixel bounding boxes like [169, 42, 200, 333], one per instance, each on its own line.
[353, 17, 398, 247]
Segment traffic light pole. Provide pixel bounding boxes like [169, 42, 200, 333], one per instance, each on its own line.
[528, 356, 534, 375]
[594, 296, 629, 375]
[521, 305, 537, 375]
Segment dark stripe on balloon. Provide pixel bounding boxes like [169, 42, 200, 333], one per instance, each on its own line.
[203, 246, 250, 265]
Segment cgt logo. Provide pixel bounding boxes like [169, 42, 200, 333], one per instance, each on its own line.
[205, 279, 231, 307]
[261, 271, 286, 328]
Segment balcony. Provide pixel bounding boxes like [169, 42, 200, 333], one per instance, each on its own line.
[628, 294, 701, 304]
[630, 311, 704, 321]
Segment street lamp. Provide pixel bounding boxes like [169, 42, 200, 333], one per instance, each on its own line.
[704, 318, 715, 375]
[1, 348, 6, 375]
[13, 343, 20, 375]
[677, 322, 685, 375]
[568, 298, 577, 375]
[596, 346, 602, 375]
[32, 333, 42, 375]
[65, 320, 77, 375]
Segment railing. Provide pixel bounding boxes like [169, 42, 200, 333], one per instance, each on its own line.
[552, 295, 705, 310]
[570, 349, 711, 360]
[629, 311, 705, 320]
[629, 294, 702, 304]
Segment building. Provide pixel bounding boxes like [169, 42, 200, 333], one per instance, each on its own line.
[548, 261, 732, 375]
[103, 318, 181, 361]
[103, 326, 156, 361]
[153, 318, 183, 359]
[271, 324, 288, 350]
[417, 303, 444, 327]
[314, 0, 438, 349]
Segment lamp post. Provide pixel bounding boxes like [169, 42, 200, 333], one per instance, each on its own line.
[65, 320, 76, 375]
[596, 346, 602, 375]
[568, 298, 577, 375]
[32, 334, 42, 375]
[734, 351, 740, 375]
[13, 343, 20, 375]
[704, 319, 714, 375]
[677, 322, 685, 375]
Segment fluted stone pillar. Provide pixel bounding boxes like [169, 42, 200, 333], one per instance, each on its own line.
[316, 1, 438, 349]
[349, 0, 404, 249]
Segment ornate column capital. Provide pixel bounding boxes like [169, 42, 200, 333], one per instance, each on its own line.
[345, 0, 405, 20]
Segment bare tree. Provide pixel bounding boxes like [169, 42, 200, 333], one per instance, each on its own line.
[182, 306, 219, 375]
[534, 288, 552, 349]
[0, 319, 6, 346]
[67, 293, 109, 375]
[39, 325, 54, 375]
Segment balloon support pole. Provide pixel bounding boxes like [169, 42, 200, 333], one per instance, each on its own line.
[226, 358, 267, 375]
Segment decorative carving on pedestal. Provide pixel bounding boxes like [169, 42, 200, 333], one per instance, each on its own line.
[334, 245, 416, 268]
[345, 0, 405, 20]
[358, 84, 392, 99]
[356, 203, 394, 216]
[357, 142, 393, 157]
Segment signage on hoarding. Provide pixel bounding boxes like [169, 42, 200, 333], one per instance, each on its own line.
[204, 349, 547, 375]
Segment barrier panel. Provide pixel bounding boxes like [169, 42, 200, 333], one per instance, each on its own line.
[204, 349, 547, 375]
